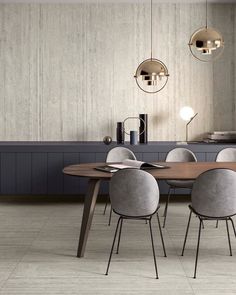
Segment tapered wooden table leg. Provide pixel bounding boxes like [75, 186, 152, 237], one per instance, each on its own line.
[77, 178, 101, 257]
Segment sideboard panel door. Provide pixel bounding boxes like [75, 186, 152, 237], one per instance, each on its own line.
[1, 153, 16, 194]
[158, 153, 168, 161]
[206, 153, 217, 162]
[195, 153, 206, 162]
[142, 153, 158, 163]
[31, 153, 47, 195]
[47, 153, 64, 195]
[63, 153, 80, 195]
[16, 153, 31, 194]
[135, 153, 143, 161]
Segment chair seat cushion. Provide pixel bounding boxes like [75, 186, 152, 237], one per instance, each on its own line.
[166, 180, 194, 188]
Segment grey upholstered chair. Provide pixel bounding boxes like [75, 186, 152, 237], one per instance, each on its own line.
[163, 148, 197, 227]
[106, 147, 136, 163]
[216, 148, 236, 162]
[104, 147, 136, 225]
[181, 169, 236, 278]
[215, 148, 236, 228]
[105, 169, 166, 279]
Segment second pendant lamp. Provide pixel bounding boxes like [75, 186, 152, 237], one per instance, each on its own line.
[189, 0, 224, 62]
[134, 0, 169, 94]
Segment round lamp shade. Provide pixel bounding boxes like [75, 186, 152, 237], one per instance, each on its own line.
[180, 106, 195, 121]
[134, 58, 169, 93]
[189, 27, 224, 62]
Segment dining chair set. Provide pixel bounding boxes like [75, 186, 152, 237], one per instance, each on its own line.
[103, 147, 236, 279]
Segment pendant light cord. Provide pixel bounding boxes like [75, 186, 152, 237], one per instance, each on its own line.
[205, 0, 208, 28]
[150, 0, 153, 59]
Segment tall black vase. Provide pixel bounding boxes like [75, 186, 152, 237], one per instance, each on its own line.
[139, 114, 148, 144]
[116, 122, 124, 144]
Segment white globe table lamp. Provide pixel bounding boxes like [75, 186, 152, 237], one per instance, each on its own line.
[179, 106, 198, 144]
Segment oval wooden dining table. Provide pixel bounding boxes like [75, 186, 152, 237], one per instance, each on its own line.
[63, 161, 236, 258]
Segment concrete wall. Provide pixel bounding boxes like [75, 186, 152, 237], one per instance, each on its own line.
[0, 3, 235, 141]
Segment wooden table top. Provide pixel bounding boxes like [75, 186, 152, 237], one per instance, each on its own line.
[63, 162, 236, 180]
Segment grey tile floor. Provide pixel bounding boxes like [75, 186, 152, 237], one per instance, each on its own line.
[0, 201, 235, 295]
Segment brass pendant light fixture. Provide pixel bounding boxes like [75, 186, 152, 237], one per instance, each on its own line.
[189, 0, 224, 62]
[134, 0, 169, 94]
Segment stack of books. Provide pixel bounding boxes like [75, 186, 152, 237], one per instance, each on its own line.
[205, 131, 236, 143]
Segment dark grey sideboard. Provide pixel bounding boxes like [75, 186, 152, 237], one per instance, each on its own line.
[0, 141, 235, 196]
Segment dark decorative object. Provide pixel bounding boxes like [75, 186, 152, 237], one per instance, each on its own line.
[116, 122, 124, 144]
[130, 131, 138, 145]
[103, 136, 112, 145]
[139, 114, 148, 144]
[123, 117, 146, 145]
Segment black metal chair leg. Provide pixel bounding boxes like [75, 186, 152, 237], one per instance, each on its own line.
[163, 187, 172, 228]
[201, 220, 204, 229]
[105, 217, 121, 275]
[226, 219, 232, 256]
[103, 195, 109, 215]
[216, 220, 219, 228]
[163, 187, 171, 217]
[157, 213, 167, 257]
[108, 206, 112, 226]
[181, 210, 192, 256]
[229, 217, 236, 237]
[193, 218, 202, 279]
[148, 218, 159, 279]
[116, 218, 123, 254]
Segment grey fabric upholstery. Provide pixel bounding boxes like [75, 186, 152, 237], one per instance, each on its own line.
[192, 169, 236, 218]
[109, 169, 159, 217]
[166, 148, 197, 187]
[216, 148, 236, 162]
[106, 147, 136, 163]
[104, 147, 136, 225]
[165, 148, 197, 162]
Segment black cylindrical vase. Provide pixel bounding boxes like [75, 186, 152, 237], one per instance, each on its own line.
[116, 122, 124, 144]
[139, 114, 148, 144]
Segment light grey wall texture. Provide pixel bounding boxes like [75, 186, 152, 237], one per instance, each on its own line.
[0, 3, 235, 141]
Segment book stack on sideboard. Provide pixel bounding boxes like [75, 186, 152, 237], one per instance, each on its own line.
[206, 131, 236, 143]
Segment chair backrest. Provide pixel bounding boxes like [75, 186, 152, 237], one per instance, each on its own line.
[165, 148, 197, 162]
[106, 147, 136, 163]
[192, 169, 236, 218]
[109, 169, 159, 217]
[216, 148, 236, 162]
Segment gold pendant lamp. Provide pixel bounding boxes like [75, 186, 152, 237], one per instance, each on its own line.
[134, 0, 169, 93]
[189, 0, 224, 62]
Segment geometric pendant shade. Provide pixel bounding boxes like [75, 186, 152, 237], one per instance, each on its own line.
[189, 26, 224, 62]
[134, 0, 169, 93]
[189, 0, 224, 62]
[134, 58, 169, 93]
